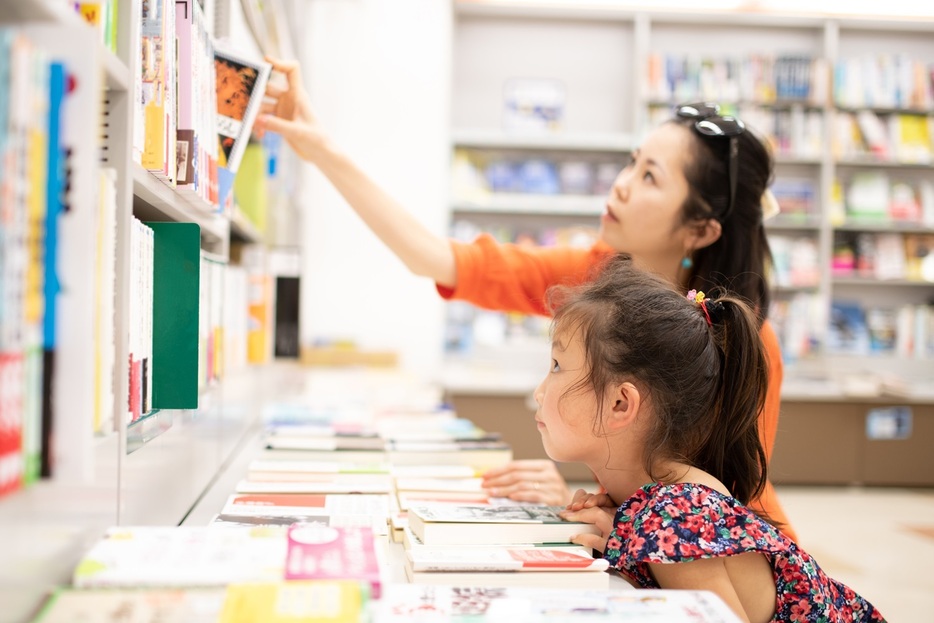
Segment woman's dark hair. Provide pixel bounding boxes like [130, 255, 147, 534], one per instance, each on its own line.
[670, 116, 774, 322]
[548, 255, 769, 509]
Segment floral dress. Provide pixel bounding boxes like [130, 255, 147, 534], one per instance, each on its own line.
[603, 482, 885, 623]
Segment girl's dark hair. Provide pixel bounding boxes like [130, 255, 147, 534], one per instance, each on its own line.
[670, 116, 774, 322]
[548, 255, 769, 508]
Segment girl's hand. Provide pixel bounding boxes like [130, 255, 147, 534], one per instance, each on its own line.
[254, 56, 329, 164]
[481, 460, 571, 506]
[559, 504, 616, 555]
[566, 488, 617, 511]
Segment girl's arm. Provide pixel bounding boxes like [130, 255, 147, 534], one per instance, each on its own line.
[649, 559, 751, 623]
[255, 57, 456, 287]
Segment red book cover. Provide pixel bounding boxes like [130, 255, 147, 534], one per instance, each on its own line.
[285, 524, 382, 598]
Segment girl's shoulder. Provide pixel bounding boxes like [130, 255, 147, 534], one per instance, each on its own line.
[610, 481, 790, 564]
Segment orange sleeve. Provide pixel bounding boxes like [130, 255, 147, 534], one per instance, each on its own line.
[436, 234, 615, 316]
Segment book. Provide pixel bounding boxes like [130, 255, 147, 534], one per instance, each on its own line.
[284, 524, 382, 598]
[31, 587, 227, 622]
[218, 580, 368, 623]
[407, 504, 601, 546]
[404, 545, 610, 589]
[219, 493, 390, 535]
[234, 475, 393, 495]
[373, 586, 744, 622]
[72, 526, 287, 588]
[213, 45, 270, 173]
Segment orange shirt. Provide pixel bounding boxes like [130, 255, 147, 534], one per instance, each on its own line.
[438, 234, 797, 540]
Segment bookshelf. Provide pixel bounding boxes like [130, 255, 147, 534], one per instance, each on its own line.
[446, 1, 934, 370]
[0, 0, 291, 619]
[441, 1, 934, 488]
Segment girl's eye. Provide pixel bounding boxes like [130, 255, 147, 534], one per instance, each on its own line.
[643, 170, 655, 183]
[551, 359, 560, 372]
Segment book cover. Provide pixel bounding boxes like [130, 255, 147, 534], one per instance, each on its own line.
[72, 526, 287, 588]
[284, 524, 382, 598]
[221, 493, 390, 534]
[407, 545, 607, 572]
[373, 586, 743, 622]
[31, 587, 227, 623]
[407, 504, 601, 546]
[213, 46, 270, 174]
[218, 580, 367, 623]
[234, 475, 392, 495]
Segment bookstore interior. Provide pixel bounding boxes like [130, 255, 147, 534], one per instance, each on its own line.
[1, 0, 933, 620]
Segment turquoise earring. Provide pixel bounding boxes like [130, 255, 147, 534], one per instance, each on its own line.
[681, 256, 693, 270]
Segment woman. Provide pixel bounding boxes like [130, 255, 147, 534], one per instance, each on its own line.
[255, 58, 796, 539]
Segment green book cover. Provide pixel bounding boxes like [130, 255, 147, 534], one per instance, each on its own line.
[146, 222, 200, 409]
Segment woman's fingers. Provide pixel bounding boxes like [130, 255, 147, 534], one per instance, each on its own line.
[264, 55, 303, 87]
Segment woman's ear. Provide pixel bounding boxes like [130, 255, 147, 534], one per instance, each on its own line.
[606, 381, 641, 431]
[691, 218, 723, 251]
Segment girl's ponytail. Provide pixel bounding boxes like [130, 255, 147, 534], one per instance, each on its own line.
[695, 294, 769, 507]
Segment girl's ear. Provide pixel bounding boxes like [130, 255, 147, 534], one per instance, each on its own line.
[606, 381, 641, 430]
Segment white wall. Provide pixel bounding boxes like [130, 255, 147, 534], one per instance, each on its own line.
[296, 0, 452, 376]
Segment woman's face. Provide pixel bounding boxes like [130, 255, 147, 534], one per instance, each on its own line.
[599, 123, 696, 270]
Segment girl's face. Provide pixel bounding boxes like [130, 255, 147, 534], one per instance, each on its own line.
[532, 325, 610, 464]
[599, 123, 696, 269]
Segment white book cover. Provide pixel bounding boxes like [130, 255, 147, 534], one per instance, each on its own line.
[32, 587, 227, 623]
[407, 545, 606, 572]
[374, 586, 743, 622]
[72, 526, 287, 588]
[234, 476, 392, 495]
[408, 504, 600, 546]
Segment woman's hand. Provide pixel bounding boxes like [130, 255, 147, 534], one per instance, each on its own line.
[254, 56, 329, 164]
[481, 460, 571, 506]
[559, 494, 617, 555]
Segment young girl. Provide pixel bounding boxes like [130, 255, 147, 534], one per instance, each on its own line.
[541, 255, 883, 623]
[256, 57, 795, 539]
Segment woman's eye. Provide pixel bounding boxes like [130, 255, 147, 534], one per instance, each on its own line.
[643, 170, 655, 183]
[551, 359, 560, 372]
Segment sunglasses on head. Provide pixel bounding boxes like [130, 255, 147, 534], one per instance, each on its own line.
[676, 102, 745, 222]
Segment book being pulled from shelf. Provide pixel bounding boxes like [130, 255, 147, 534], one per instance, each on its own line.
[374, 585, 743, 623]
[407, 503, 600, 546]
[404, 544, 610, 589]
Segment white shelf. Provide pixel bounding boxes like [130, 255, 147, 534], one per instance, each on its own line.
[0, 0, 130, 92]
[834, 221, 934, 234]
[836, 158, 933, 169]
[132, 164, 229, 242]
[230, 207, 264, 243]
[452, 193, 605, 216]
[832, 277, 934, 287]
[452, 129, 633, 153]
[766, 217, 822, 231]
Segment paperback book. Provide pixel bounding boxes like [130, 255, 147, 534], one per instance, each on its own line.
[219, 492, 390, 534]
[284, 524, 382, 598]
[407, 504, 601, 546]
[72, 526, 287, 588]
[374, 586, 742, 622]
[31, 587, 227, 623]
[404, 545, 610, 589]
